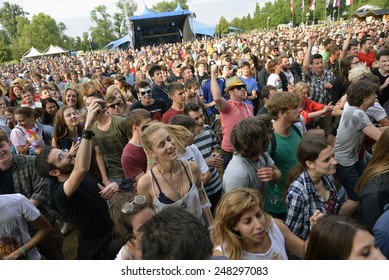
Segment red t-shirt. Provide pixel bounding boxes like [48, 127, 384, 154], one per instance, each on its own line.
[161, 107, 183, 123]
[357, 51, 376, 68]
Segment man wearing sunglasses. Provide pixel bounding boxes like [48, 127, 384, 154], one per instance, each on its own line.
[210, 65, 253, 170]
[130, 80, 167, 121]
[35, 99, 119, 259]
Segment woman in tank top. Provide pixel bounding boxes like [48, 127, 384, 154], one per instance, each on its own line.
[136, 122, 213, 227]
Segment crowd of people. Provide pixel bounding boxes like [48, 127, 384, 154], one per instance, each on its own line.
[0, 17, 389, 260]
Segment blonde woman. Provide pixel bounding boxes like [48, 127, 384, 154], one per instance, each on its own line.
[212, 188, 322, 260]
[136, 122, 213, 228]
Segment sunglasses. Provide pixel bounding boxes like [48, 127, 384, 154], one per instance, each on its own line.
[108, 102, 121, 108]
[234, 85, 246, 90]
[139, 89, 151, 95]
[121, 195, 147, 214]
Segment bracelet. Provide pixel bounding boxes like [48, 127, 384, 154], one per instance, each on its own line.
[82, 130, 94, 139]
[19, 246, 27, 257]
[147, 160, 155, 164]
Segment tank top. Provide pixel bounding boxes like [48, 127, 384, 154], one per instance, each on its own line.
[150, 160, 202, 220]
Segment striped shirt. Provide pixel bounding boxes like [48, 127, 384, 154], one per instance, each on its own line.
[194, 125, 222, 196]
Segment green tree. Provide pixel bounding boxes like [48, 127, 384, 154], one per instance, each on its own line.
[22, 13, 62, 50]
[90, 5, 116, 49]
[252, 3, 261, 29]
[216, 16, 229, 36]
[151, 0, 188, 13]
[74, 36, 82, 51]
[230, 17, 243, 30]
[80, 32, 91, 51]
[10, 16, 30, 59]
[113, 0, 138, 37]
[0, 29, 12, 63]
[231, 17, 242, 29]
[0, 2, 28, 38]
[9, 13, 64, 59]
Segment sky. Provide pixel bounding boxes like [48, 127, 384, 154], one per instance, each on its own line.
[8, 0, 261, 38]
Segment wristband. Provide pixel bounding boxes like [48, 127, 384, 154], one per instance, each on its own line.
[19, 246, 27, 257]
[82, 130, 94, 139]
[147, 160, 155, 164]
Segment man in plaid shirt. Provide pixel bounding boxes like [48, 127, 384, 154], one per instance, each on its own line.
[302, 37, 336, 105]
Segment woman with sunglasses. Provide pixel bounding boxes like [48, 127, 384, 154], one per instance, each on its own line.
[130, 80, 168, 121]
[110, 191, 154, 260]
[105, 85, 130, 117]
[137, 122, 213, 228]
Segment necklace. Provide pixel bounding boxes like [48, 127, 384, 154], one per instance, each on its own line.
[156, 162, 187, 209]
[156, 163, 177, 175]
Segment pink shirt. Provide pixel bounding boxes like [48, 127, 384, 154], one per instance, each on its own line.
[220, 100, 253, 153]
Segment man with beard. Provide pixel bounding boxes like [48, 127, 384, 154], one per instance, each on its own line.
[280, 55, 301, 91]
[357, 38, 377, 69]
[35, 99, 119, 259]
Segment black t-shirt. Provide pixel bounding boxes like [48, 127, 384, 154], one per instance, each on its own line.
[130, 99, 168, 121]
[54, 172, 112, 240]
[0, 167, 15, 194]
[373, 68, 389, 106]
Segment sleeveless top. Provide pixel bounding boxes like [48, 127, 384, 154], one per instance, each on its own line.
[215, 219, 288, 260]
[149, 160, 202, 220]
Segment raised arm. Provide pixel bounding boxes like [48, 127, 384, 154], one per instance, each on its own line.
[63, 100, 102, 197]
[210, 64, 227, 111]
[303, 36, 315, 73]
[340, 26, 353, 60]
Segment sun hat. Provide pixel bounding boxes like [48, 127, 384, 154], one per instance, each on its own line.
[224, 76, 246, 92]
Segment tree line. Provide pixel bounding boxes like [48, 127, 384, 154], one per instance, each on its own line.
[0, 0, 387, 62]
[0, 0, 189, 62]
[216, 0, 387, 35]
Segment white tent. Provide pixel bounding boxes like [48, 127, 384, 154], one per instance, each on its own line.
[43, 45, 69, 56]
[22, 46, 43, 58]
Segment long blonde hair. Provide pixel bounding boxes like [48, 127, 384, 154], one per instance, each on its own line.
[212, 188, 272, 260]
[356, 127, 389, 194]
[141, 122, 186, 155]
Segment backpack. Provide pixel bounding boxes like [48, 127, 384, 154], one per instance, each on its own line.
[270, 125, 302, 158]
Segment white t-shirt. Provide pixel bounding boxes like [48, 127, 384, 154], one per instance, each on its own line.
[179, 144, 209, 175]
[0, 194, 41, 260]
[214, 219, 288, 260]
[344, 101, 387, 123]
[267, 73, 282, 91]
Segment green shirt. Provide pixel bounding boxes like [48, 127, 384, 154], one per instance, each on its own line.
[92, 116, 131, 179]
